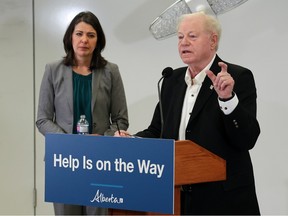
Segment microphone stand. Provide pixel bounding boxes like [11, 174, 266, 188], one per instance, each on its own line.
[157, 76, 164, 138]
[157, 67, 173, 139]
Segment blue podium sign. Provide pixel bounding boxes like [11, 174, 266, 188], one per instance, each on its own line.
[45, 134, 175, 214]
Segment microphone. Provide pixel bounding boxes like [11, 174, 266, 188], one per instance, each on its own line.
[162, 66, 173, 78]
[157, 67, 173, 138]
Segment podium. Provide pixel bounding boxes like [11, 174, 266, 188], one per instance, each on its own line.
[45, 135, 225, 215]
[109, 140, 226, 215]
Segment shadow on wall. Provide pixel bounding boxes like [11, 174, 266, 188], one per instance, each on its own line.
[113, 0, 176, 43]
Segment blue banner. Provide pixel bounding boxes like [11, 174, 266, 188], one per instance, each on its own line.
[45, 134, 175, 214]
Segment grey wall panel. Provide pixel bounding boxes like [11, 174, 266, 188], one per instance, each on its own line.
[0, 0, 34, 214]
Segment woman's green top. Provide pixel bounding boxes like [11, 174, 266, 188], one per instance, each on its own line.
[72, 71, 92, 134]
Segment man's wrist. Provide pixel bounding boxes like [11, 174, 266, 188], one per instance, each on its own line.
[219, 92, 235, 102]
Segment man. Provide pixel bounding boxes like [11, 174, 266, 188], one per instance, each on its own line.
[119, 12, 260, 215]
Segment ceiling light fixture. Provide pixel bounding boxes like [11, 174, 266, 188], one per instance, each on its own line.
[149, 0, 248, 40]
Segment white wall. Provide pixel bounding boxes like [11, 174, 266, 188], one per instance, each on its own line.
[0, 0, 34, 214]
[1, 0, 287, 215]
[218, 1, 288, 214]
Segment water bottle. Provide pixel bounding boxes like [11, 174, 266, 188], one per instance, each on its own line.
[77, 115, 89, 135]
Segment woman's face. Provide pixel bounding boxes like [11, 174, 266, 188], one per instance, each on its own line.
[72, 21, 97, 60]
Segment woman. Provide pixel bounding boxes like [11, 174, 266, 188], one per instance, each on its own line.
[36, 11, 129, 215]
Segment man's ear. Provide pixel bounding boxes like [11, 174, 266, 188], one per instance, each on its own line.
[210, 33, 218, 50]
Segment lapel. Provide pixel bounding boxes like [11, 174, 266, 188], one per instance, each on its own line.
[64, 66, 73, 114]
[91, 67, 103, 111]
[167, 68, 187, 138]
[188, 55, 222, 123]
[188, 76, 214, 123]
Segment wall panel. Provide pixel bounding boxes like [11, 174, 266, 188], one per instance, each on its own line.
[0, 0, 34, 214]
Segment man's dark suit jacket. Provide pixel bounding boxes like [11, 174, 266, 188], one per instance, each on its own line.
[136, 55, 260, 214]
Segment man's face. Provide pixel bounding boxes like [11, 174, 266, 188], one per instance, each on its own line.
[177, 15, 216, 68]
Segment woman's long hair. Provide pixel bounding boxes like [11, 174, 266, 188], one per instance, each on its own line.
[62, 11, 107, 70]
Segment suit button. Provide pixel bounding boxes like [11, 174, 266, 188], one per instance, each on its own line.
[233, 119, 239, 128]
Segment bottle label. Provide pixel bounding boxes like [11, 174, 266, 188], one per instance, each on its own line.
[77, 125, 89, 133]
